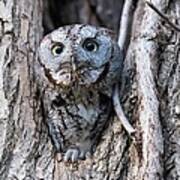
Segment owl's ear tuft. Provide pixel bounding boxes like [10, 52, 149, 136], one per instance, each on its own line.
[99, 28, 116, 39]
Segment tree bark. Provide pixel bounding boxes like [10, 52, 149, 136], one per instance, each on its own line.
[0, 0, 180, 180]
[0, 0, 47, 179]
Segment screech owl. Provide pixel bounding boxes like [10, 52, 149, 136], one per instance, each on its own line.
[38, 24, 123, 162]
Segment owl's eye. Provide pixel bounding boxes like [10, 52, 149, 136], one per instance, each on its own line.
[51, 43, 64, 56]
[82, 39, 99, 52]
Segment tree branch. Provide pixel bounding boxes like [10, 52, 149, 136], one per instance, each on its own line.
[146, 0, 180, 32]
[113, 0, 136, 135]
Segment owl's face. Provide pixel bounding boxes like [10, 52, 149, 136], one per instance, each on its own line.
[39, 24, 122, 88]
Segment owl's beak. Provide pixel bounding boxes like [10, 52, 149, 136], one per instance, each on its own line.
[71, 56, 78, 72]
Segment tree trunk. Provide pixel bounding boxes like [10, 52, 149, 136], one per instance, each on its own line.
[0, 0, 179, 179]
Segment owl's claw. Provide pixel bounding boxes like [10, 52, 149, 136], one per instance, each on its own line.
[64, 148, 79, 162]
[64, 148, 92, 162]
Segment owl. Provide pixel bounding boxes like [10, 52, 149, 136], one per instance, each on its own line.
[38, 24, 123, 162]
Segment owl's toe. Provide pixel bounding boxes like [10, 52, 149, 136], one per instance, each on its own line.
[79, 151, 85, 160]
[64, 148, 79, 162]
[79, 150, 92, 160]
[63, 148, 92, 162]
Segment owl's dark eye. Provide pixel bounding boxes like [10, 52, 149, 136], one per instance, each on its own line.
[51, 43, 64, 56]
[83, 39, 99, 52]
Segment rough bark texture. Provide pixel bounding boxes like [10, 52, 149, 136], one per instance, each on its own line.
[0, 0, 47, 179]
[0, 0, 179, 180]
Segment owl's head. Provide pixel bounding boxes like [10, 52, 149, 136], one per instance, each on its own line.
[38, 24, 122, 89]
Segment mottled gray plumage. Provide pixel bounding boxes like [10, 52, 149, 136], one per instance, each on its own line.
[38, 24, 123, 162]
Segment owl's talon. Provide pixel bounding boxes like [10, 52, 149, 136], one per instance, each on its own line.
[79, 151, 85, 160]
[64, 149, 79, 162]
[63, 148, 92, 162]
[71, 150, 79, 162]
